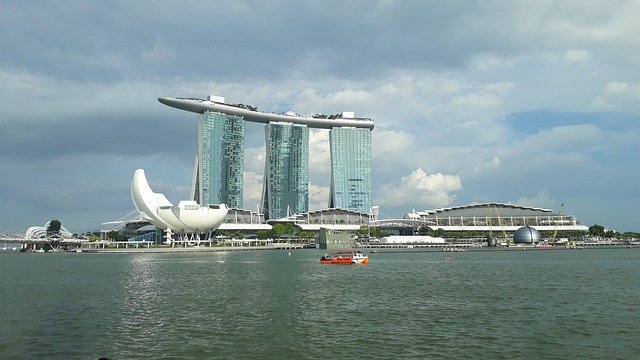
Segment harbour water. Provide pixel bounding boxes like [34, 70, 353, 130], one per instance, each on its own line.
[1, 248, 639, 359]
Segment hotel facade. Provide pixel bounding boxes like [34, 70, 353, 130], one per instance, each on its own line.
[159, 95, 374, 220]
[262, 122, 309, 219]
[193, 111, 245, 208]
[329, 127, 372, 214]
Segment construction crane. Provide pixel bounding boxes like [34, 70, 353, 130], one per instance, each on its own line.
[494, 206, 509, 246]
[487, 205, 509, 246]
[551, 203, 564, 242]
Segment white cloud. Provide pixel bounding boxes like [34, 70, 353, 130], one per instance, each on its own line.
[605, 81, 628, 93]
[376, 168, 462, 207]
[242, 171, 263, 212]
[515, 190, 557, 210]
[471, 52, 516, 70]
[590, 81, 640, 111]
[1, 1, 639, 231]
[472, 156, 502, 172]
[518, 124, 605, 154]
[309, 129, 331, 180]
[244, 146, 265, 175]
[309, 183, 330, 211]
[564, 49, 590, 63]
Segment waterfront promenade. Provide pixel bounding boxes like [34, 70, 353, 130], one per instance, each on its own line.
[80, 241, 306, 253]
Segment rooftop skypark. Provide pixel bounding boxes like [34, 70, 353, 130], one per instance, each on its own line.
[158, 95, 375, 130]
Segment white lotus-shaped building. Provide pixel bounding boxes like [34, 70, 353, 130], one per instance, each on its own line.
[131, 169, 228, 233]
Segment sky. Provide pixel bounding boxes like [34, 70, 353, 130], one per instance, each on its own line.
[1, 0, 638, 233]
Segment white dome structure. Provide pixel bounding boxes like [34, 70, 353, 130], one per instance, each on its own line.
[131, 169, 228, 233]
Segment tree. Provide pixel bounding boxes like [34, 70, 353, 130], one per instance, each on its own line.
[297, 231, 315, 239]
[358, 225, 370, 237]
[589, 224, 606, 237]
[272, 223, 295, 238]
[256, 230, 273, 239]
[47, 219, 61, 236]
[106, 231, 127, 241]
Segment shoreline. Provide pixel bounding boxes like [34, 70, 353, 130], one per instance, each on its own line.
[70, 243, 640, 254]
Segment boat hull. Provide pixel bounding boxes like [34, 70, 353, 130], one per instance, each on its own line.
[320, 251, 369, 264]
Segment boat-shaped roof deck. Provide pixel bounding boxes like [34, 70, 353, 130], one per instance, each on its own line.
[158, 97, 375, 130]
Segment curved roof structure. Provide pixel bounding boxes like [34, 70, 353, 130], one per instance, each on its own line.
[403, 202, 588, 232]
[131, 169, 228, 233]
[25, 221, 74, 239]
[405, 202, 553, 218]
[158, 96, 375, 130]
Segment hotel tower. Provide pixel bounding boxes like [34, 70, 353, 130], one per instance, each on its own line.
[159, 95, 374, 219]
[261, 122, 309, 219]
[192, 111, 245, 208]
[329, 127, 372, 213]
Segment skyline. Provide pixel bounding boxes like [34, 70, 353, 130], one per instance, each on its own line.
[0, 1, 638, 232]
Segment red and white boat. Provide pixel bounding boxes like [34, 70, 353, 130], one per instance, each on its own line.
[320, 250, 369, 265]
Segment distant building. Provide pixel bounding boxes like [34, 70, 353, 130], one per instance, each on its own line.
[329, 127, 372, 213]
[261, 122, 309, 219]
[403, 203, 588, 232]
[317, 228, 357, 250]
[193, 111, 245, 208]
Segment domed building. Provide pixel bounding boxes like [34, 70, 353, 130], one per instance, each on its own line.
[513, 226, 542, 244]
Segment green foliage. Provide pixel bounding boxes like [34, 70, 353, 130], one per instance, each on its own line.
[214, 230, 244, 239]
[312, 113, 342, 119]
[540, 230, 588, 240]
[589, 224, 606, 237]
[358, 225, 369, 237]
[230, 103, 258, 111]
[297, 231, 315, 239]
[272, 223, 296, 237]
[46, 220, 61, 235]
[256, 230, 273, 239]
[106, 231, 127, 241]
[359, 225, 390, 238]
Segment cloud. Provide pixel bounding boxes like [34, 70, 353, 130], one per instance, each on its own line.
[515, 190, 557, 210]
[309, 129, 331, 181]
[0, 1, 639, 232]
[564, 49, 590, 63]
[309, 183, 330, 211]
[243, 171, 263, 213]
[470, 52, 516, 70]
[591, 81, 640, 111]
[376, 168, 462, 207]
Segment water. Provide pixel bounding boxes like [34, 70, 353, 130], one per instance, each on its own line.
[1, 248, 639, 359]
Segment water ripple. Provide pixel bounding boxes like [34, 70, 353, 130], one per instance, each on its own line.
[1, 249, 639, 359]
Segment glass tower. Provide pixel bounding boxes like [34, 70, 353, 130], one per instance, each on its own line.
[329, 127, 372, 213]
[261, 122, 309, 219]
[194, 111, 245, 208]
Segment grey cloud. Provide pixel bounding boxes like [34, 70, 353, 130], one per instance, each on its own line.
[0, 112, 195, 161]
[5, 1, 635, 85]
[1, 0, 638, 231]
